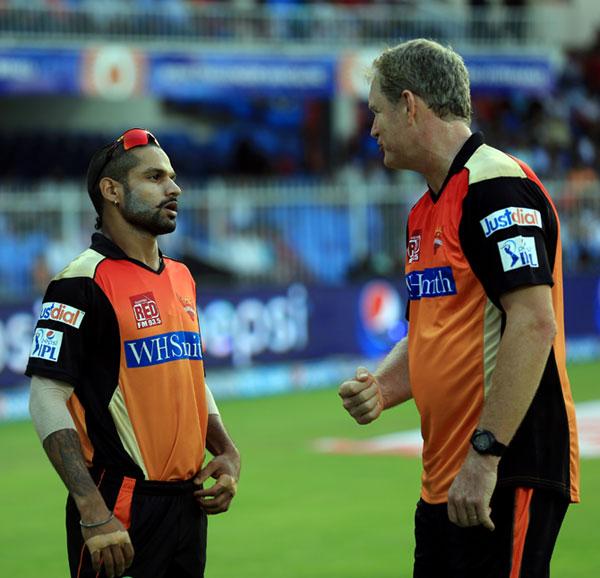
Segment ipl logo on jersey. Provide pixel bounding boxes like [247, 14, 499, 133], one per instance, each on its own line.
[497, 236, 539, 272]
[130, 292, 162, 330]
[407, 231, 422, 263]
[30, 328, 63, 362]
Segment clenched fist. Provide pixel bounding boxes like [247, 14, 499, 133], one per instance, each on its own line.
[338, 366, 384, 425]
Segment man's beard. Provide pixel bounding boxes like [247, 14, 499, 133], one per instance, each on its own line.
[121, 183, 176, 236]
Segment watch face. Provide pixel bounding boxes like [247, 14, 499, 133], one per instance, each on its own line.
[473, 432, 492, 451]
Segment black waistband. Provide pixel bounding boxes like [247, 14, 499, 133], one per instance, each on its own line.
[91, 467, 199, 496]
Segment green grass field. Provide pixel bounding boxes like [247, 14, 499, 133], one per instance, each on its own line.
[2, 361, 599, 577]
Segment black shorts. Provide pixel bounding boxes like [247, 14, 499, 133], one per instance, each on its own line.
[413, 486, 569, 578]
[66, 469, 207, 578]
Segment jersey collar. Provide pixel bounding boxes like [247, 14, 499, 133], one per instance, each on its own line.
[90, 233, 165, 274]
[428, 131, 485, 203]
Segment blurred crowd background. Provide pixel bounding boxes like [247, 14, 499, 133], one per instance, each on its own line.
[1, 0, 600, 300]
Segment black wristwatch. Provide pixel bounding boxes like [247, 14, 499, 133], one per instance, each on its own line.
[470, 429, 507, 457]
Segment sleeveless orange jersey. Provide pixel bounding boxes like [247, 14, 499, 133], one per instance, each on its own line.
[405, 133, 579, 504]
[27, 233, 208, 481]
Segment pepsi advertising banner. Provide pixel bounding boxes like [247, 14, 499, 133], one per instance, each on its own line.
[1, 276, 598, 389]
[197, 281, 406, 367]
[0, 281, 406, 388]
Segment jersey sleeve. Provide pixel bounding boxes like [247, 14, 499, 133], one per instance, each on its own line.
[25, 277, 94, 386]
[459, 176, 558, 306]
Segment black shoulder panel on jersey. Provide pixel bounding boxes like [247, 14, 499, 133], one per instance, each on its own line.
[459, 176, 558, 307]
[25, 276, 121, 393]
[25, 274, 142, 477]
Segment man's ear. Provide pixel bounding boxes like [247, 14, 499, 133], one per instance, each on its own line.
[403, 90, 418, 125]
[99, 177, 122, 206]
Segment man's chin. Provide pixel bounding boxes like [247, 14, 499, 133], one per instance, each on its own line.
[382, 155, 395, 169]
[382, 153, 402, 171]
[142, 220, 176, 237]
[156, 222, 176, 235]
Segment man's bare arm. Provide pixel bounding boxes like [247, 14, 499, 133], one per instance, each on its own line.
[477, 285, 557, 442]
[30, 377, 134, 577]
[374, 336, 412, 409]
[193, 414, 241, 515]
[43, 429, 110, 518]
[448, 285, 557, 531]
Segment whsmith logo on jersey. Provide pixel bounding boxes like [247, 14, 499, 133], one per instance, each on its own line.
[406, 267, 457, 300]
[125, 331, 202, 368]
[480, 207, 542, 238]
[39, 302, 85, 328]
[30, 328, 63, 362]
[130, 292, 162, 330]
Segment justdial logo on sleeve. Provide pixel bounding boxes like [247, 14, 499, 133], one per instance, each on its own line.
[480, 207, 542, 238]
[38, 302, 85, 328]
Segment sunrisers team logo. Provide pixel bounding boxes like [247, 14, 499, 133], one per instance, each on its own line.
[30, 328, 63, 362]
[130, 292, 162, 329]
[177, 293, 196, 321]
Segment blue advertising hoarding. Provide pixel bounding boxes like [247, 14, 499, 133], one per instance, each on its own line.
[2, 276, 598, 391]
[0, 47, 552, 99]
[1, 276, 598, 421]
[0, 49, 81, 95]
[0, 280, 406, 390]
[0, 47, 336, 99]
[148, 54, 336, 99]
[340, 51, 557, 99]
[465, 54, 555, 96]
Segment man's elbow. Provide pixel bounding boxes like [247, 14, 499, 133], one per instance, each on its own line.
[528, 311, 557, 345]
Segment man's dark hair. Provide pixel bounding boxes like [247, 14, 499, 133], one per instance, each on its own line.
[86, 143, 157, 230]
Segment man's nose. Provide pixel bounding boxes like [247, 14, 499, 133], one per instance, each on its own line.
[168, 180, 182, 196]
[370, 119, 378, 138]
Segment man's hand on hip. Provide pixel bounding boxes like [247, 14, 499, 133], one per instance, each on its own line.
[338, 366, 384, 425]
[193, 452, 240, 515]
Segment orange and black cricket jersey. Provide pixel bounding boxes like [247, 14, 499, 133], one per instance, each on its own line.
[26, 233, 208, 482]
[405, 132, 579, 505]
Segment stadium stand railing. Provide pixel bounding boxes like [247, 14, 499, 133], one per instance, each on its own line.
[1, 178, 599, 300]
[0, 3, 548, 49]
